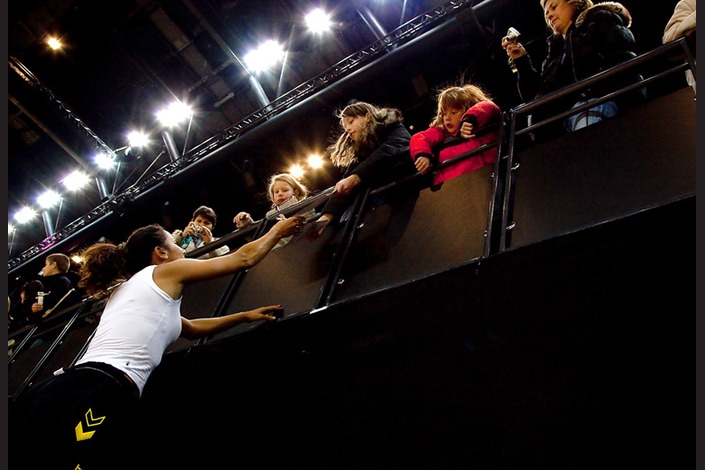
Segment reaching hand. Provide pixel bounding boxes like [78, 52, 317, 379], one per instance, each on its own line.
[241, 305, 283, 322]
[334, 174, 361, 195]
[233, 212, 253, 228]
[273, 215, 305, 238]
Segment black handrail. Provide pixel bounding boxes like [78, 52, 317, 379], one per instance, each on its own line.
[499, 38, 695, 253]
[11, 301, 91, 400]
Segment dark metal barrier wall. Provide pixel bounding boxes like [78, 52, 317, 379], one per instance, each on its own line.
[332, 165, 494, 303]
[499, 39, 696, 252]
[207, 163, 496, 345]
[209, 221, 342, 342]
[503, 86, 695, 251]
[8, 301, 102, 399]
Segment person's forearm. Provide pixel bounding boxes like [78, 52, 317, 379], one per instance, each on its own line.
[236, 224, 286, 268]
[181, 306, 280, 339]
[181, 312, 254, 339]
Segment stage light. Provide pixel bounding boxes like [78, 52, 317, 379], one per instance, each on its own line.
[307, 153, 325, 169]
[127, 130, 149, 148]
[62, 170, 90, 191]
[305, 9, 332, 34]
[37, 190, 61, 209]
[289, 164, 305, 178]
[156, 101, 193, 127]
[94, 152, 116, 170]
[46, 36, 63, 50]
[244, 40, 284, 74]
[9, 223, 15, 234]
[14, 207, 37, 224]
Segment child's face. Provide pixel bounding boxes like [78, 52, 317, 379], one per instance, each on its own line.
[442, 106, 465, 134]
[192, 215, 214, 230]
[41, 259, 58, 277]
[271, 181, 296, 206]
[342, 114, 369, 142]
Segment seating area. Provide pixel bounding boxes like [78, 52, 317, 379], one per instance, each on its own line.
[7, 14, 695, 468]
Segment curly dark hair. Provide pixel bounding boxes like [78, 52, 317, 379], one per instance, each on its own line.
[78, 224, 168, 298]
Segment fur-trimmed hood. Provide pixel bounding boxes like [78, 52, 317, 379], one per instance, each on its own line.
[377, 107, 405, 126]
[575, 1, 632, 29]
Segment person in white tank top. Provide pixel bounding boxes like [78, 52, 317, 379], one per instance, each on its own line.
[10, 216, 304, 470]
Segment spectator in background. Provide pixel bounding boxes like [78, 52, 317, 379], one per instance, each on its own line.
[501, 0, 642, 136]
[32, 253, 75, 320]
[315, 101, 416, 234]
[410, 83, 501, 189]
[663, 0, 696, 95]
[9, 280, 45, 330]
[173, 205, 230, 259]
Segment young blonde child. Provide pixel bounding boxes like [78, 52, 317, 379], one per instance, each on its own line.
[234, 173, 315, 249]
[233, 173, 312, 228]
[410, 84, 501, 187]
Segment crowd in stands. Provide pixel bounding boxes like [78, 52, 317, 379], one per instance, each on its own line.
[9, 2, 695, 466]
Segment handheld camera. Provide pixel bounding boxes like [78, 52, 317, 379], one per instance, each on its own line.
[506, 27, 521, 73]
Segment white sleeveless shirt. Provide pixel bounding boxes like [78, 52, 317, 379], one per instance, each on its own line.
[76, 265, 182, 395]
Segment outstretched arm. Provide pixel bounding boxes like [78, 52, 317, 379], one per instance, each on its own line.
[180, 305, 282, 339]
[154, 216, 304, 299]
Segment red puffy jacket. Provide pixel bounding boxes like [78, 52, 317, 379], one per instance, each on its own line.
[410, 100, 501, 186]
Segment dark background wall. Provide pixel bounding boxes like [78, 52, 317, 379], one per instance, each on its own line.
[139, 197, 693, 469]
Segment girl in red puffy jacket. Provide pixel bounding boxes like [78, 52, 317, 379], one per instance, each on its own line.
[410, 84, 501, 188]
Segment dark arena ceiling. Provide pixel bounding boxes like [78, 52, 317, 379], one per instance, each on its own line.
[7, 0, 678, 281]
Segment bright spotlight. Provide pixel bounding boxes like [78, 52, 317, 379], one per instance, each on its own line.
[14, 206, 37, 224]
[244, 40, 284, 73]
[156, 101, 193, 127]
[9, 223, 15, 234]
[94, 152, 116, 170]
[307, 153, 324, 169]
[305, 9, 332, 34]
[62, 170, 90, 191]
[37, 190, 61, 209]
[289, 164, 305, 179]
[127, 131, 149, 148]
[47, 36, 63, 50]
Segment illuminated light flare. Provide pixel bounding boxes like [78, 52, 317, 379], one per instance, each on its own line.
[62, 171, 91, 191]
[14, 207, 37, 224]
[305, 9, 332, 34]
[244, 40, 284, 73]
[37, 190, 61, 209]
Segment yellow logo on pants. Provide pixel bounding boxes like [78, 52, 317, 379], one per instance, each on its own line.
[74, 408, 106, 441]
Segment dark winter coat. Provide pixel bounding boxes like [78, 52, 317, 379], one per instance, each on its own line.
[514, 2, 642, 129]
[322, 122, 415, 219]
